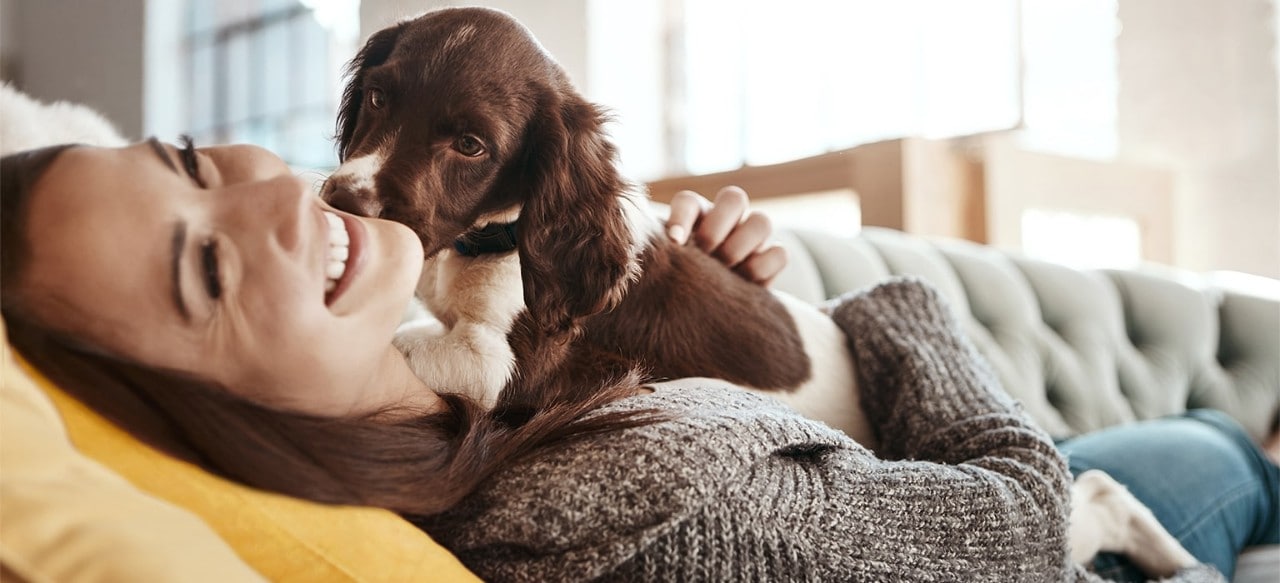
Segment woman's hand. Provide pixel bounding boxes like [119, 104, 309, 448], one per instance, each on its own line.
[665, 186, 787, 286]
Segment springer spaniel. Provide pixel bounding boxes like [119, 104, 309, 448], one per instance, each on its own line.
[322, 7, 875, 446]
[321, 10, 1210, 570]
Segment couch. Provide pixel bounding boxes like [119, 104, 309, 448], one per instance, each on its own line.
[769, 225, 1280, 583]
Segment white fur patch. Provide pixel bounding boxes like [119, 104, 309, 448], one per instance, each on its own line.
[743, 293, 877, 449]
[395, 204, 527, 406]
[396, 246, 525, 407]
[613, 186, 659, 289]
[621, 187, 663, 254]
[330, 151, 384, 193]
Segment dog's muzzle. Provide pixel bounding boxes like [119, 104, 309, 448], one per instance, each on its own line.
[320, 177, 383, 218]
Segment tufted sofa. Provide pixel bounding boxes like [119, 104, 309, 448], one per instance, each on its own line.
[767, 225, 1280, 582]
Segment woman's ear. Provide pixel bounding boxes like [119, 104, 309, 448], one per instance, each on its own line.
[335, 24, 403, 161]
[516, 95, 636, 337]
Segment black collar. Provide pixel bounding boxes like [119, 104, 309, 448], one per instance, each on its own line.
[453, 223, 519, 256]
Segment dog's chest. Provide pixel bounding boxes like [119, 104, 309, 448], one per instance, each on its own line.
[417, 250, 525, 330]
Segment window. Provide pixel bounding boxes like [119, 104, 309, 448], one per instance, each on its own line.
[674, 0, 1023, 176]
[183, 0, 358, 170]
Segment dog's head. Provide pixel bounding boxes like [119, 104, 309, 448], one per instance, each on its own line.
[325, 7, 636, 335]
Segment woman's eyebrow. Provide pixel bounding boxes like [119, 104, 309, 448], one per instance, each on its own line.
[172, 220, 191, 322]
[147, 136, 180, 174]
[148, 137, 191, 321]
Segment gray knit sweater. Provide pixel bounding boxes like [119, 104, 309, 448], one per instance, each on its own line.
[424, 279, 1224, 582]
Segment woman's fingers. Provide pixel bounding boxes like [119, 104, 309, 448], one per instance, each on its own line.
[662, 185, 788, 286]
[735, 243, 787, 286]
[691, 186, 750, 253]
[665, 190, 712, 245]
[714, 211, 772, 267]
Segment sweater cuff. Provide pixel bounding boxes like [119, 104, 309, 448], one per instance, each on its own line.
[827, 277, 1027, 458]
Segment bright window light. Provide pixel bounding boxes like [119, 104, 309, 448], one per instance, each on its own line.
[182, 0, 357, 170]
[1021, 209, 1141, 269]
[680, 0, 1021, 175]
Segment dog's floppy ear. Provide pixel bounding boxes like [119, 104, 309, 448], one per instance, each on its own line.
[517, 94, 636, 337]
[335, 24, 403, 161]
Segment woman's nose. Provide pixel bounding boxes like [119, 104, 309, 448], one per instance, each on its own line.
[225, 174, 315, 253]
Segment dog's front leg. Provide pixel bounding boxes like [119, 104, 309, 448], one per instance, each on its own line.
[394, 251, 525, 407]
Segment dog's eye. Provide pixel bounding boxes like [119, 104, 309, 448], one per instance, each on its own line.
[453, 135, 486, 157]
[367, 88, 386, 110]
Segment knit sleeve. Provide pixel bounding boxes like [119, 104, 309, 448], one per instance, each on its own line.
[826, 278, 1058, 465]
[806, 278, 1223, 583]
[819, 278, 1073, 578]
[619, 427, 1223, 582]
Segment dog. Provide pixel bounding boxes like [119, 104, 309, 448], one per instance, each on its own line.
[321, 6, 874, 446]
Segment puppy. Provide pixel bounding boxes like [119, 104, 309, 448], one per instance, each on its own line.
[322, 7, 874, 447]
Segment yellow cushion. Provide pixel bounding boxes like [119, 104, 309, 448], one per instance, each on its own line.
[2, 327, 265, 581]
[3, 327, 479, 582]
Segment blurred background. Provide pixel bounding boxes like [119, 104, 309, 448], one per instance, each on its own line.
[1, 0, 1276, 278]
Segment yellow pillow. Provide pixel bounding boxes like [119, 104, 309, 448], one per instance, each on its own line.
[11, 350, 479, 583]
[2, 333, 266, 582]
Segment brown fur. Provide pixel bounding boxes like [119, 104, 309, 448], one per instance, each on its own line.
[327, 7, 811, 397]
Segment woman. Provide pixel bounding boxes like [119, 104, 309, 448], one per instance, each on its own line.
[0, 140, 1261, 581]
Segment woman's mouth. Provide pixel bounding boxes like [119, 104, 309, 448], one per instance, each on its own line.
[323, 210, 364, 306]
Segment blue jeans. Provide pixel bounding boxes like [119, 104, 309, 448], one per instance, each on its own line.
[1057, 409, 1280, 581]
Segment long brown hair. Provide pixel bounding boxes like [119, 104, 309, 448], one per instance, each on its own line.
[0, 146, 659, 519]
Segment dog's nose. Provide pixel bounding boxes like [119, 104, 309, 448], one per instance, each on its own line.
[321, 179, 379, 218]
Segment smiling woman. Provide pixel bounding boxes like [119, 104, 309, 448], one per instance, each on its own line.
[1, 136, 1259, 582]
[13, 139, 430, 417]
[0, 140, 655, 525]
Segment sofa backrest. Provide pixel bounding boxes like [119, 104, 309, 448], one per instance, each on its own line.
[770, 226, 1280, 442]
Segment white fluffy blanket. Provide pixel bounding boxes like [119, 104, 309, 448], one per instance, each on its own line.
[0, 83, 127, 156]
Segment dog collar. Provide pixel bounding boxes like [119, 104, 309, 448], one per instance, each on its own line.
[453, 223, 518, 256]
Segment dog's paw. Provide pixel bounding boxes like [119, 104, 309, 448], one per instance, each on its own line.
[393, 322, 443, 355]
[1071, 470, 1197, 577]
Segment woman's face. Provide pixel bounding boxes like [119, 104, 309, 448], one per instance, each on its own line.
[20, 140, 429, 416]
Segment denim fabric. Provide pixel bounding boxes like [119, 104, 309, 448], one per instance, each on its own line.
[1057, 409, 1280, 581]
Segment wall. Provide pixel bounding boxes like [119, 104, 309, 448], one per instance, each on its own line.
[359, 0, 589, 87]
[0, 0, 17, 81]
[1116, 0, 1280, 277]
[3, 0, 149, 139]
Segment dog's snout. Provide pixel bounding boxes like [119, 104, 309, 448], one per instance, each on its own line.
[321, 178, 380, 218]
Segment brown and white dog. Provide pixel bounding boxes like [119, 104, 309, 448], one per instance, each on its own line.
[321, 9, 1206, 570]
[322, 7, 874, 446]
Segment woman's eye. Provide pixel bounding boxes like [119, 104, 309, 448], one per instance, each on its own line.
[179, 135, 206, 188]
[201, 238, 223, 300]
[453, 135, 486, 157]
[367, 88, 386, 110]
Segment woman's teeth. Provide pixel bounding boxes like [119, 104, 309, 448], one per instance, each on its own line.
[324, 211, 351, 293]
